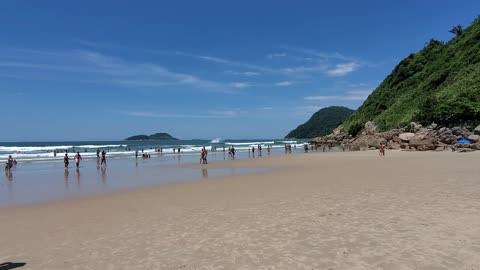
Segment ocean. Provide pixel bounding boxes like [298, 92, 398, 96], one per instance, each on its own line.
[0, 139, 308, 206]
[0, 139, 308, 164]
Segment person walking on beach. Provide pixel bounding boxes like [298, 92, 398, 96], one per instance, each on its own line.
[379, 143, 386, 156]
[200, 147, 208, 164]
[74, 152, 82, 168]
[135, 149, 138, 158]
[101, 150, 107, 166]
[96, 149, 100, 159]
[5, 155, 14, 171]
[64, 153, 69, 168]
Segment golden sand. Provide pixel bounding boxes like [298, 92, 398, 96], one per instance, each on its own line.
[1, 151, 479, 269]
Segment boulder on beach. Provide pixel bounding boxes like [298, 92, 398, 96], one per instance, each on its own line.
[364, 121, 378, 135]
[399, 132, 415, 142]
[474, 125, 480, 135]
[467, 134, 480, 143]
[409, 136, 435, 150]
[367, 137, 387, 149]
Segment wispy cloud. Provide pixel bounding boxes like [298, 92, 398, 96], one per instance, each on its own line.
[326, 62, 360, 77]
[0, 48, 234, 93]
[175, 51, 274, 73]
[225, 70, 260, 76]
[229, 82, 250, 88]
[267, 52, 287, 59]
[304, 89, 372, 101]
[281, 46, 353, 61]
[275, 81, 293, 86]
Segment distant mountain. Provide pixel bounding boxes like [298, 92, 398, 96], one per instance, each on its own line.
[341, 17, 480, 134]
[286, 106, 355, 139]
[125, 133, 178, 141]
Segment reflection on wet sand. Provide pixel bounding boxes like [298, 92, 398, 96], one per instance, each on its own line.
[64, 168, 69, 181]
[64, 168, 69, 190]
[76, 168, 81, 190]
[5, 170, 13, 181]
[101, 166, 107, 184]
[0, 156, 268, 206]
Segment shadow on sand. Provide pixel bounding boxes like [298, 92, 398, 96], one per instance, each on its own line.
[0, 262, 26, 270]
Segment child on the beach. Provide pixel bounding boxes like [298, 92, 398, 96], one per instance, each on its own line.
[379, 143, 386, 156]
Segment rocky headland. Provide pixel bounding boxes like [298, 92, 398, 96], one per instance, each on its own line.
[313, 122, 480, 152]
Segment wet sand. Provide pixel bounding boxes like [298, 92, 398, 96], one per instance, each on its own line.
[1, 151, 480, 269]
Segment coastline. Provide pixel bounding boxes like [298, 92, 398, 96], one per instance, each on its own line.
[1, 151, 479, 269]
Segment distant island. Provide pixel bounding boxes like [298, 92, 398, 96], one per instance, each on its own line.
[125, 133, 179, 141]
[285, 106, 355, 139]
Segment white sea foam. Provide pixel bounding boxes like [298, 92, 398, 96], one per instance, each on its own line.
[210, 138, 222, 143]
[280, 140, 297, 144]
[0, 144, 126, 153]
[225, 141, 275, 146]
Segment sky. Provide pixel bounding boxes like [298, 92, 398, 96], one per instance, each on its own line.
[0, 0, 479, 141]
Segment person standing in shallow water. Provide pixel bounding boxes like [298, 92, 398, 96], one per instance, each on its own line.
[101, 150, 107, 166]
[74, 152, 82, 168]
[64, 153, 69, 168]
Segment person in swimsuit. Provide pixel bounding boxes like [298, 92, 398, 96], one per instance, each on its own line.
[101, 150, 107, 166]
[5, 155, 14, 171]
[74, 152, 82, 168]
[64, 153, 69, 168]
[96, 149, 100, 159]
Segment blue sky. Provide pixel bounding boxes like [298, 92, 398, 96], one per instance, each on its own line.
[1, 0, 479, 141]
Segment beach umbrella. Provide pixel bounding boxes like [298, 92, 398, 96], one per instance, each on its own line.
[457, 138, 472, 144]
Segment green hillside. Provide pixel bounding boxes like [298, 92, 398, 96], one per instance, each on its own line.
[286, 106, 355, 139]
[342, 17, 480, 134]
[125, 133, 178, 141]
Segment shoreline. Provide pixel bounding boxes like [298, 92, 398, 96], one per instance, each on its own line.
[1, 150, 479, 269]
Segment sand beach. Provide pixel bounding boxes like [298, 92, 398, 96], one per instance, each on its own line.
[1, 151, 479, 269]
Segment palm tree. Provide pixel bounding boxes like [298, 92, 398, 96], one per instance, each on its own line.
[449, 25, 463, 36]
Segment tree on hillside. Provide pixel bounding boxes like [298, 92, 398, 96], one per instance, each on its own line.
[449, 25, 463, 36]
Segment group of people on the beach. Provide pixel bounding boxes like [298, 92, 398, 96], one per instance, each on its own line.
[135, 149, 151, 159]
[63, 149, 107, 169]
[247, 145, 272, 157]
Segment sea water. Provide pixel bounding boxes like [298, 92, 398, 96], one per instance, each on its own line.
[0, 139, 307, 163]
[0, 139, 307, 206]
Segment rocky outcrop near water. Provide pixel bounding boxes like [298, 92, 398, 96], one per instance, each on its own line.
[313, 122, 480, 152]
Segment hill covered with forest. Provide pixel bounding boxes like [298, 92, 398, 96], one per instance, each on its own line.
[285, 106, 354, 138]
[341, 17, 480, 134]
[125, 133, 178, 141]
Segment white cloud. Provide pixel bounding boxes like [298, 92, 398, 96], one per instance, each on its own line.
[280, 65, 328, 75]
[229, 82, 250, 88]
[275, 81, 293, 86]
[225, 70, 260, 76]
[326, 62, 360, 77]
[304, 89, 372, 101]
[281, 46, 353, 61]
[176, 51, 274, 73]
[267, 52, 287, 58]
[75, 50, 234, 93]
